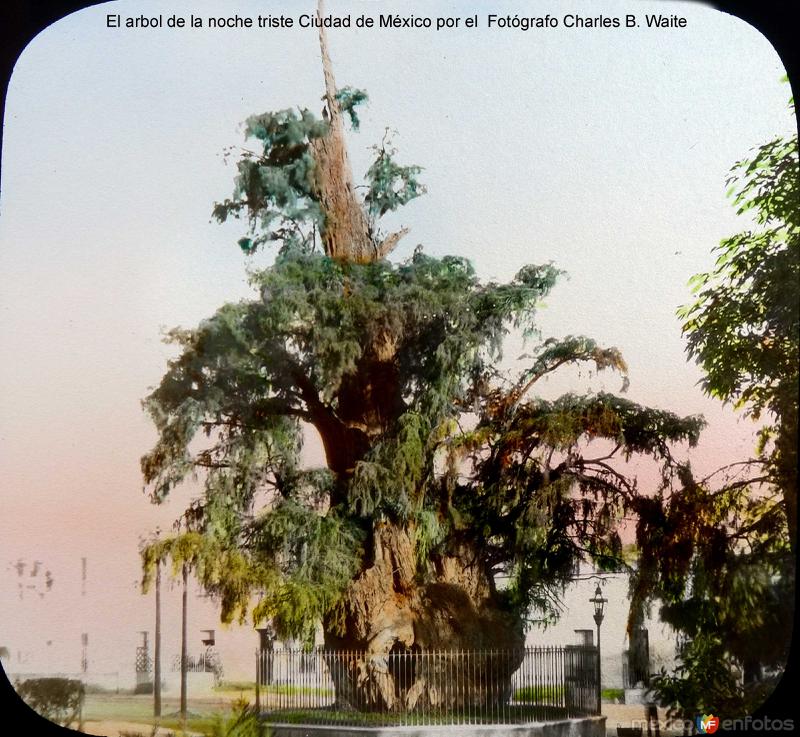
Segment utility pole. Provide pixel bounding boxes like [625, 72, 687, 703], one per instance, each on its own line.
[180, 562, 188, 724]
[589, 585, 607, 716]
[154, 558, 162, 718]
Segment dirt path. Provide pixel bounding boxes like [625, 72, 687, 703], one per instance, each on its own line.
[603, 704, 686, 736]
[81, 720, 204, 737]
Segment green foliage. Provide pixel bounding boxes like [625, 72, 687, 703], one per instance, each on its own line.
[644, 107, 798, 717]
[453, 389, 702, 619]
[650, 635, 744, 719]
[514, 685, 564, 702]
[519, 335, 630, 390]
[15, 677, 84, 729]
[334, 87, 368, 130]
[412, 506, 446, 569]
[601, 688, 624, 702]
[624, 451, 794, 720]
[365, 136, 425, 219]
[213, 88, 423, 258]
[680, 139, 798, 417]
[142, 241, 704, 636]
[248, 502, 365, 641]
[630, 465, 792, 656]
[208, 698, 262, 737]
[141, 249, 583, 635]
[144, 81, 711, 644]
[678, 126, 798, 550]
[259, 683, 333, 696]
[214, 108, 329, 254]
[142, 250, 563, 504]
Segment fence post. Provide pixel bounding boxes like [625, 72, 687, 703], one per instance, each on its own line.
[255, 650, 260, 713]
[251, 644, 585, 728]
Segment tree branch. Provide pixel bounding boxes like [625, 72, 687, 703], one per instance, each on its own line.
[375, 227, 409, 260]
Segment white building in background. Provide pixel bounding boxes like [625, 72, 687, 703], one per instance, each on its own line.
[526, 562, 679, 692]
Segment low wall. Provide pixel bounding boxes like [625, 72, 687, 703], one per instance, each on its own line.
[267, 717, 606, 737]
[162, 671, 216, 695]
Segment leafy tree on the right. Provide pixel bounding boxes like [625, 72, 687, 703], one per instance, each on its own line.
[646, 100, 798, 719]
[680, 119, 798, 555]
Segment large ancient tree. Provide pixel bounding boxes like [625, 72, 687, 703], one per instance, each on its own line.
[140, 19, 702, 711]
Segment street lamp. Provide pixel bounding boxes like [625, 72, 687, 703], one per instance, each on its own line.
[589, 585, 607, 715]
[255, 625, 275, 713]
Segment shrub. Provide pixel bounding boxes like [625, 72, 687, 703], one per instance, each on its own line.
[209, 698, 263, 737]
[15, 677, 85, 728]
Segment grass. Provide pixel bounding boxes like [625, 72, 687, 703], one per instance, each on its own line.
[264, 704, 572, 727]
[159, 715, 222, 734]
[79, 690, 588, 733]
[213, 681, 256, 693]
[81, 693, 243, 735]
[213, 682, 333, 698]
[602, 687, 625, 702]
[82, 694, 159, 722]
[259, 684, 334, 697]
[115, 725, 224, 737]
[513, 685, 565, 701]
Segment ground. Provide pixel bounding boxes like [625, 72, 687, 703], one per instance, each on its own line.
[48, 689, 684, 736]
[603, 703, 683, 737]
[82, 722, 202, 737]
[80, 689, 251, 736]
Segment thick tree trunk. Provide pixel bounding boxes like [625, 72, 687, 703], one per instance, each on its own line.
[323, 523, 524, 712]
[305, 2, 519, 712]
[776, 395, 797, 556]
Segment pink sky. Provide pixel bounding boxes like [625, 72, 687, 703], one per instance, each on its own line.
[0, 0, 792, 681]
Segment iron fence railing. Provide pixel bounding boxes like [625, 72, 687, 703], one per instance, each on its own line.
[622, 658, 652, 689]
[169, 649, 224, 686]
[256, 645, 598, 726]
[170, 652, 219, 673]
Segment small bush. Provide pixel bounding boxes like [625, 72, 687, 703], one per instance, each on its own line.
[209, 698, 262, 737]
[15, 677, 85, 728]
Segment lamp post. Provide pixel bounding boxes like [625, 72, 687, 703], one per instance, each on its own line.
[589, 585, 607, 715]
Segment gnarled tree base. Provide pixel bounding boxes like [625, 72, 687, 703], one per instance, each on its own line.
[323, 523, 524, 712]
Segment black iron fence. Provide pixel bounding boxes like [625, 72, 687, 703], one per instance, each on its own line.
[169, 649, 224, 686]
[170, 652, 219, 673]
[623, 658, 652, 689]
[256, 645, 598, 726]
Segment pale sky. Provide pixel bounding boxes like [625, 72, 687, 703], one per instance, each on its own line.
[0, 0, 793, 677]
